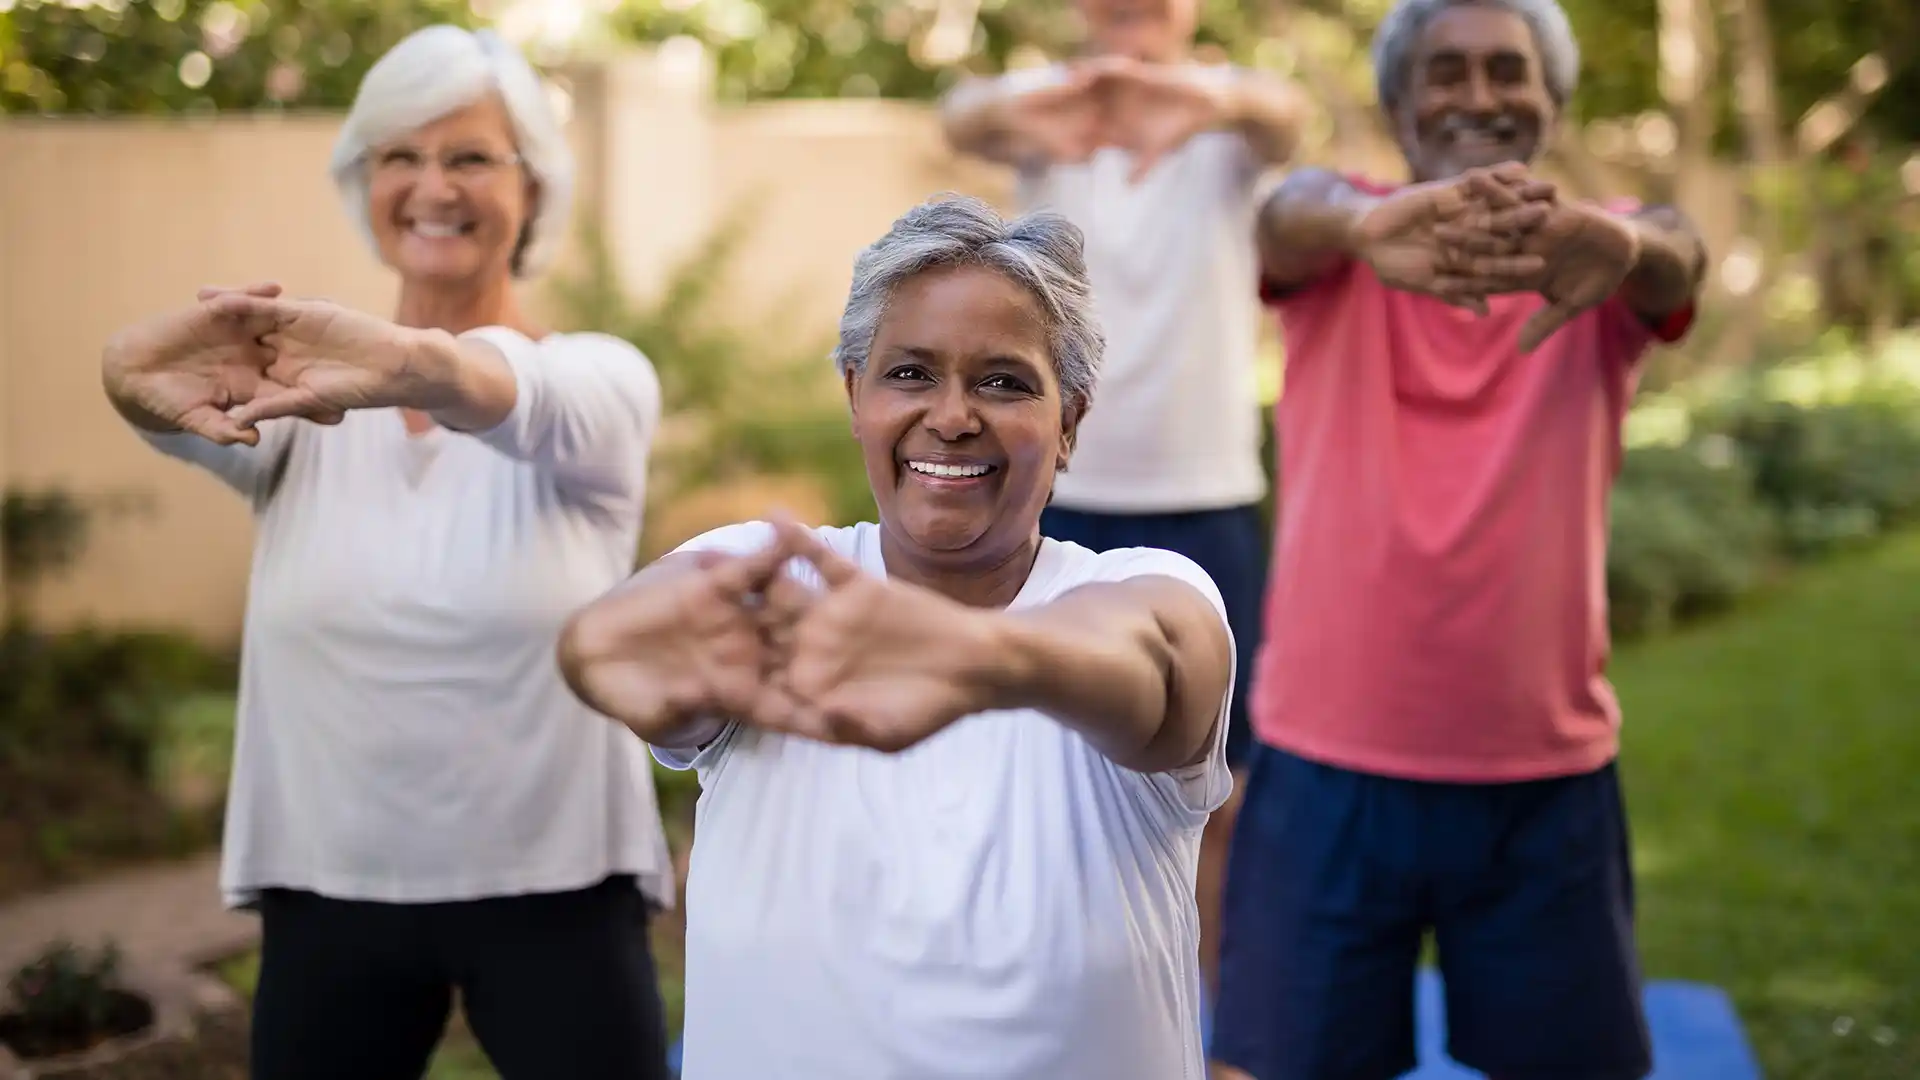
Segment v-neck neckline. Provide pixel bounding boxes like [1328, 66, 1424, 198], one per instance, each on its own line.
[395, 412, 448, 489]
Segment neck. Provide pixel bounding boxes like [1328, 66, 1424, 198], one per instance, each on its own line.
[393, 273, 533, 337]
[879, 527, 1041, 610]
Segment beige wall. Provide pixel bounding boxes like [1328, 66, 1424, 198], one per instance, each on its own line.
[0, 48, 1742, 643]
[0, 51, 1015, 643]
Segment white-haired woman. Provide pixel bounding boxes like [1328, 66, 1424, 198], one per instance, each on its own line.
[97, 26, 673, 1080]
[557, 195, 1237, 1078]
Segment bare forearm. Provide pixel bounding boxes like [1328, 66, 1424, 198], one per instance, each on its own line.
[1257, 168, 1380, 291]
[1622, 206, 1708, 321]
[405, 329, 519, 432]
[940, 77, 1028, 167]
[1223, 71, 1308, 166]
[981, 579, 1229, 774]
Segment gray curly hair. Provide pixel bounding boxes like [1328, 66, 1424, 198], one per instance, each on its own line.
[832, 194, 1103, 417]
[1372, 0, 1582, 110]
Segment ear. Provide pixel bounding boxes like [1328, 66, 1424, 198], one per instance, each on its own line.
[1056, 398, 1085, 473]
[842, 365, 860, 434]
[510, 176, 543, 274]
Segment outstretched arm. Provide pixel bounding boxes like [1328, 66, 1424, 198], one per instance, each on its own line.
[982, 573, 1232, 775]
[1621, 205, 1708, 323]
[206, 296, 660, 496]
[941, 74, 1026, 165]
[1254, 167, 1385, 292]
[940, 69, 1099, 169]
[1219, 68, 1309, 167]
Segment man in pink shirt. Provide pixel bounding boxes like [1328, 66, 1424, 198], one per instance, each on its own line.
[1208, 1, 1708, 1078]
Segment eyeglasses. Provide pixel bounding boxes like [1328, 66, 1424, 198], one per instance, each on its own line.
[367, 146, 524, 182]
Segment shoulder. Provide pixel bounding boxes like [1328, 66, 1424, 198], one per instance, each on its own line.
[542, 331, 659, 379]
[671, 520, 863, 559]
[1048, 540, 1226, 614]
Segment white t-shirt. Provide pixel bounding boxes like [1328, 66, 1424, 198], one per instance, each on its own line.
[1006, 63, 1270, 514]
[657, 520, 1234, 1080]
[139, 327, 675, 910]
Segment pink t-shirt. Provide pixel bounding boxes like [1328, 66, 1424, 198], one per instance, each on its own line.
[1252, 185, 1692, 782]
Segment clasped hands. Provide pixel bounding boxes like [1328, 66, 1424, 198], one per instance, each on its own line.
[1005, 56, 1235, 182]
[102, 282, 433, 446]
[1356, 162, 1645, 352]
[566, 519, 1001, 755]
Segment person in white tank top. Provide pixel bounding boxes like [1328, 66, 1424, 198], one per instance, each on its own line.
[97, 26, 673, 1080]
[939, 0, 1309, 997]
[558, 195, 1238, 1079]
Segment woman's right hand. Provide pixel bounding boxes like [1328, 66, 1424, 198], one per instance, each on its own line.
[101, 283, 289, 445]
[558, 541, 794, 744]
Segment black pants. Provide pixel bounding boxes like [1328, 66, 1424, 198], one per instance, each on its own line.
[251, 875, 672, 1080]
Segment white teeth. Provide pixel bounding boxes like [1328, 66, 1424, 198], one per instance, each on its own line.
[907, 461, 992, 479]
[412, 222, 465, 238]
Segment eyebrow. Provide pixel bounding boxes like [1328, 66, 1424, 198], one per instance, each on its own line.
[883, 345, 1048, 378]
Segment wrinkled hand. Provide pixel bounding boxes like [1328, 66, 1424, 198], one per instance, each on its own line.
[1081, 57, 1231, 183]
[1357, 164, 1556, 315]
[102, 282, 291, 446]
[746, 520, 998, 753]
[566, 542, 794, 735]
[1001, 66, 1109, 167]
[203, 294, 430, 429]
[1508, 200, 1642, 353]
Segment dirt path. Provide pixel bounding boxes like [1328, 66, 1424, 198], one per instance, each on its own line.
[0, 853, 255, 977]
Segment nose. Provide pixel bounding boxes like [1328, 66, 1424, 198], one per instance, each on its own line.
[410, 161, 462, 202]
[922, 381, 982, 441]
[1463, 69, 1499, 114]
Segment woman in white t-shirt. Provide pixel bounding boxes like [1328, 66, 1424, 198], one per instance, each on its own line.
[558, 194, 1237, 1079]
[97, 26, 673, 1080]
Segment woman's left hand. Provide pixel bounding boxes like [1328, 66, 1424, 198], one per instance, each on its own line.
[212, 295, 434, 428]
[751, 520, 1003, 753]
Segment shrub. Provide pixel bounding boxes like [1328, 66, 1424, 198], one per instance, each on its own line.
[0, 625, 237, 780]
[1607, 443, 1777, 639]
[5, 940, 122, 1036]
[1695, 395, 1920, 555]
[0, 939, 151, 1061]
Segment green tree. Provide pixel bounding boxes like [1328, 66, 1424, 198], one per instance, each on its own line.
[1, 0, 476, 114]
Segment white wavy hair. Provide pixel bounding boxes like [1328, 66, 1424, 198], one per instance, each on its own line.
[330, 25, 573, 279]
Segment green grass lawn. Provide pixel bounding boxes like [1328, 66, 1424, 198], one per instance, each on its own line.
[1617, 532, 1920, 1079]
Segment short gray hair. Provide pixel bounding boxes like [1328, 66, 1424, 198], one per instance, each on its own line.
[1372, 0, 1581, 110]
[832, 194, 1103, 416]
[330, 25, 573, 279]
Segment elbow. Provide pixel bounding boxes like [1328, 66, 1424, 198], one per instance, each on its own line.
[1111, 615, 1205, 775]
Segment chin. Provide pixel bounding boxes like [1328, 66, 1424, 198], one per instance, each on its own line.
[392, 257, 490, 288]
[890, 506, 997, 556]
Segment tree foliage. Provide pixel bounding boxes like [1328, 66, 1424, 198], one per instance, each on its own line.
[4, 0, 1914, 142]
[0, 0, 475, 114]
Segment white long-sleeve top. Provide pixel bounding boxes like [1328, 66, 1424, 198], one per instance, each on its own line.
[139, 327, 674, 909]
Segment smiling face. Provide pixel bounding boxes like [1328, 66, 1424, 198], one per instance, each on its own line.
[365, 95, 535, 286]
[845, 263, 1079, 576]
[1394, 3, 1557, 182]
[1077, 0, 1197, 62]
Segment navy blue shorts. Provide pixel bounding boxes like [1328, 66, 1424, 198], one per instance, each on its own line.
[1041, 503, 1267, 769]
[1212, 744, 1652, 1080]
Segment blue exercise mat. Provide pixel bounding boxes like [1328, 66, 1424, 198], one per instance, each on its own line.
[668, 972, 1762, 1078]
[1199, 971, 1762, 1079]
